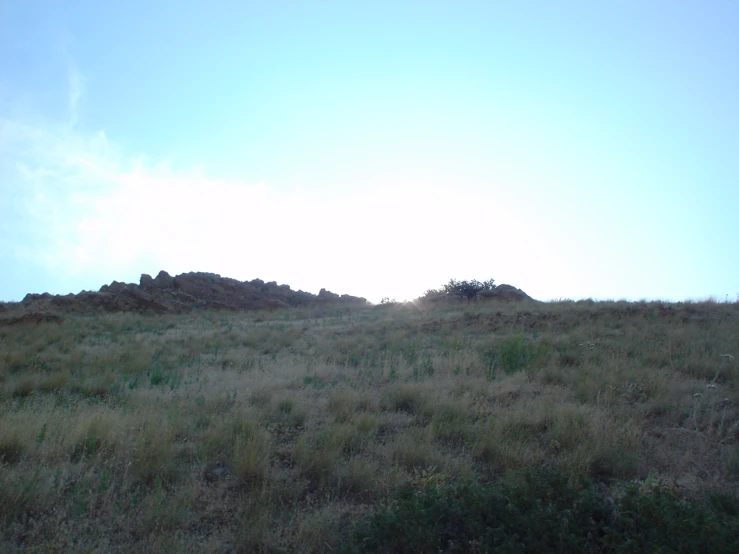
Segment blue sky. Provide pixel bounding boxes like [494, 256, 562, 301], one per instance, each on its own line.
[1, 1, 737, 303]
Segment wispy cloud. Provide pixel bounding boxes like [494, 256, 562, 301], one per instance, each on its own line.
[67, 63, 84, 128]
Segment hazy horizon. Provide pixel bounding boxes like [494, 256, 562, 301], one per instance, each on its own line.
[2, 2, 738, 304]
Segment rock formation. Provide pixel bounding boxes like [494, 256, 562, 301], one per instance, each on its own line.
[14, 271, 367, 316]
[478, 284, 535, 302]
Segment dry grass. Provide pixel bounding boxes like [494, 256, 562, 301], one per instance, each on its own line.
[0, 299, 737, 551]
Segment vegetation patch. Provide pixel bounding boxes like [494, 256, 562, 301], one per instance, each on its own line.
[0, 298, 737, 551]
[345, 469, 739, 553]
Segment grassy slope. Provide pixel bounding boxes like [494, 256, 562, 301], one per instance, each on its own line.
[0, 299, 738, 552]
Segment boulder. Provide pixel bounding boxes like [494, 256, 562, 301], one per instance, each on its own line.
[173, 272, 230, 298]
[318, 288, 340, 301]
[153, 270, 175, 289]
[140, 273, 154, 289]
[106, 281, 127, 294]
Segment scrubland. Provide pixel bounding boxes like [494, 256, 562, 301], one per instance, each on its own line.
[1, 298, 738, 552]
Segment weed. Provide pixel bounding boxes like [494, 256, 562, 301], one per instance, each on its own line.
[383, 385, 435, 420]
[11, 377, 35, 398]
[232, 427, 270, 487]
[343, 458, 379, 497]
[0, 431, 24, 463]
[277, 396, 295, 414]
[328, 388, 360, 422]
[149, 368, 166, 386]
[293, 432, 340, 485]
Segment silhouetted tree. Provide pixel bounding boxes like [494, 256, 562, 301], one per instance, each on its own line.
[443, 279, 495, 303]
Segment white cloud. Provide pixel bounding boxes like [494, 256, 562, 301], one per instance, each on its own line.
[0, 63, 624, 302]
[4, 102, 590, 302]
[3, 113, 537, 301]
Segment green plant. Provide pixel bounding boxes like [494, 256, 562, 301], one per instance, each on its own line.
[443, 278, 496, 303]
[345, 470, 739, 553]
[232, 429, 270, 486]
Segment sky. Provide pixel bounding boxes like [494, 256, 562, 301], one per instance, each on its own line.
[1, 1, 738, 304]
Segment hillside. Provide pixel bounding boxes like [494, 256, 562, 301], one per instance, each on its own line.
[1, 296, 738, 552]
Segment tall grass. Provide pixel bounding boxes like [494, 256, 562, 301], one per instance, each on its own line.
[0, 299, 737, 551]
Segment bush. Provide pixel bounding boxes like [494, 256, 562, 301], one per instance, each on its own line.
[443, 279, 496, 303]
[344, 469, 739, 553]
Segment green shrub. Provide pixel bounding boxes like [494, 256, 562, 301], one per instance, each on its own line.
[480, 335, 551, 377]
[345, 469, 739, 553]
[604, 485, 739, 552]
[499, 336, 534, 374]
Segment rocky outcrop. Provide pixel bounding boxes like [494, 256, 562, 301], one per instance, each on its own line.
[16, 271, 367, 315]
[314, 289, 366, 304]
[478, 284, 535, 302]
[317, 288, 340, 302]
[152, 270, 175, 289]
[340, 294, 367, 303]
[99, 281, 127, 294]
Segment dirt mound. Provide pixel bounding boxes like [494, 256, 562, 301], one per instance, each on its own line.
[17, 271, 367, 315]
